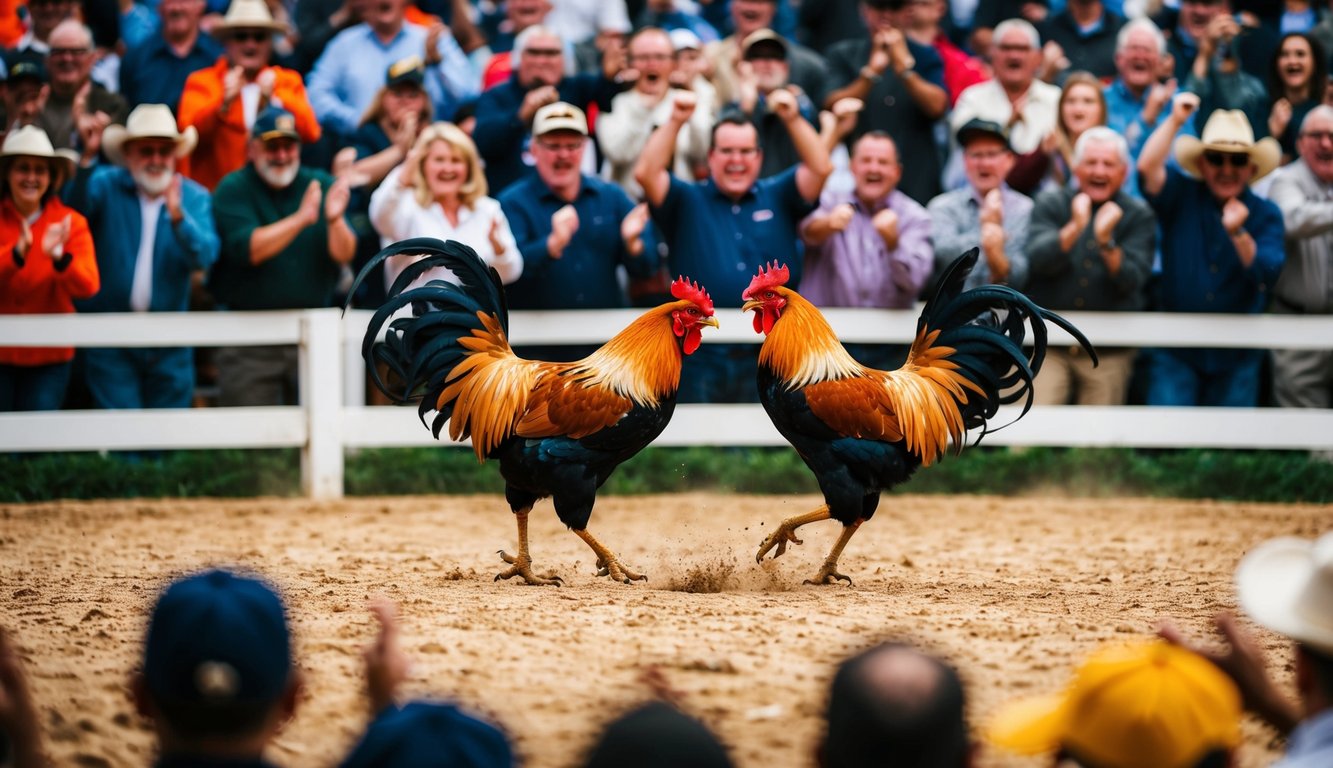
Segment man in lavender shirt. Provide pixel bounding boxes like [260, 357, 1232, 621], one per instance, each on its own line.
[799, 130, 933, 368]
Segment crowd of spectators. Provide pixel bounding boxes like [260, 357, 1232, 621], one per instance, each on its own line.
[1, 526, 1330, 766]
[1, 0, 1332, 411]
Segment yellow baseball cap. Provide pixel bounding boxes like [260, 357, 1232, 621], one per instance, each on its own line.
[986, 639, 1241, 768]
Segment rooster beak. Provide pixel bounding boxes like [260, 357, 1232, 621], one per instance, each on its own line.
[700, 316, 719, 328]
[741, 299, 761, 313]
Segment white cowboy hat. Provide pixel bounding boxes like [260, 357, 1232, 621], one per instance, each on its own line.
[102, 104, 198, 166]
[1236, 531, 1333, 656]
[213, 0, 289, 37]
[0, 125, 78, 182]
[1174, 109, 1282, 183]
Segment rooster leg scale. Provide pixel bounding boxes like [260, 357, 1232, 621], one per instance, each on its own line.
[573, 529, 646, 584]
[804, 520, 862, 586]
[495, 508, 563, 586]
[756, 505, 831, 562]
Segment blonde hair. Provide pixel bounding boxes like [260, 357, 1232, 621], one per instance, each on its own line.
[359, 80, 433, 128]
[410, 122, 487, 208]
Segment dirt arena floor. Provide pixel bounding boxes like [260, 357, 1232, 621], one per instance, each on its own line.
[1, 492, 1328, 767]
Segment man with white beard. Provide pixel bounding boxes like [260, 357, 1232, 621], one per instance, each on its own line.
[71, 103, 219, 410]
[208, 107, 355, 406]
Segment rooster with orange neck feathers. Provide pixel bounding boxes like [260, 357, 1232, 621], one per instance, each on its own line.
[742, 249, 1096, 585]
[352, 238, 717, 585]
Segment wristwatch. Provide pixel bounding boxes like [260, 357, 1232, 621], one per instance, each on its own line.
[859, 66, 882, 84]
[1099, 237, 1118, 252]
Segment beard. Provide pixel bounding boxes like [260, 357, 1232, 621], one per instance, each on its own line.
[133, 166, 174, 196]
[256, 156, 301, 189]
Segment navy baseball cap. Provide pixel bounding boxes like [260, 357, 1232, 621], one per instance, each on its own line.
[143, 569, 292, 707]
[386, 55, 426, 88]
[341, 701, 514, 768]
[956, 118, 1012, 151]
[7, 59, 47, 84]
[252, 106, 300, 142]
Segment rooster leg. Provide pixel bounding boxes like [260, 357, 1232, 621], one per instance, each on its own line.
[573, 529, 646, 584]
[804, 520, 863, 586]
[495, 508, 563, 586]
[756, 505, 831, 563]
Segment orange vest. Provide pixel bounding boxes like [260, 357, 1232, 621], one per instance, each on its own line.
[0, 197, 98, 366]
[177, 57, 322, 191]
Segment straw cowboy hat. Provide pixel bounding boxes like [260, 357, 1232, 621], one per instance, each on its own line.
[102, 104, 198, 166]
[1174, 109, 1281, 182]
[213, 0, 289, 37]
[0, 125, 78, 184]
[1237, 531, 1333, 656]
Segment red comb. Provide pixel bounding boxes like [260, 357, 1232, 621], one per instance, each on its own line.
[743, 261, 790, 298]
[671, 276, 714, 315]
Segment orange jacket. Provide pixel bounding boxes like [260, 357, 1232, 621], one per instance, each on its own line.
[177, 57, 321, 191]
[0, 197, 98, 366]
[0, 0, 22, 48]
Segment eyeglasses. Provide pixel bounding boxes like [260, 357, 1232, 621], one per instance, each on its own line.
[1202, 150, 1250, 168]
[230, 30, 270, 43]
[48, 47, 90, 58]
[714, 147, 759, 157]
[964, 149, 1009, 161]
[523, 47, 563, 58]
[1300, 130, 1333, 143]
[537, 140, 583, 153]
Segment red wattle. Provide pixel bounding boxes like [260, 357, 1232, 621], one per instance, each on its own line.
[752, 311, 764, 334]
[683, 328, 701, 355]
[762, 308, 778, 334]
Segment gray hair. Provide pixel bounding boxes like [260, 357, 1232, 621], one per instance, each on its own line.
[513, 25, 562, 68]
[1073, 126, 1130, 166]
[992, 19, 1040, 50]
[1115, 17, 1166, 56]
[50, 18, 94, 49]
[1300, 104, 1333, 132]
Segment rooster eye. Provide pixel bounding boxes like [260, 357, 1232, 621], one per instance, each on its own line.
[688, 308, 699, 315]
[765, 291, 775, 299]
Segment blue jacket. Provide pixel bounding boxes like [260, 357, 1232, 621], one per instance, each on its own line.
[71, 165, 219, 313]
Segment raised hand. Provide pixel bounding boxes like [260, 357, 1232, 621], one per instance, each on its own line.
[164, 175, 183, 223]
[41, 214, 71, 257]
[299, 179, 323, 226]
[872, 207, 899, 248]
[488, 215, 508, 254]
[257, 68, 276, 102]
[1070, 191, 1092, 230]
[222, 65, 244, 109]
[826, 202, 854, 233]
[1093, 200, 1123, 245]
[767, 87, 799, 122]
[1221, 197, 1249, 235]
[1170, 91, 1200, 124]
[548, 204, 579, 258]
[669, 89, 697, 124]
[620, 202, 649, 246]
[1143, 77, 1177, 124]
[324, 176, 351, 223]
[424, 22, 446, 65]
[519, 85, 559, 124]
[868, 29, 893, 75]
[362, 598, 411, 714]
[1269, 98, 1293, 142]
[980, 188, 1004, 226]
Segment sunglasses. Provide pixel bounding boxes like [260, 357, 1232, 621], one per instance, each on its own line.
[230, 30, 270, 43]
[1202, 150, 1250, 168]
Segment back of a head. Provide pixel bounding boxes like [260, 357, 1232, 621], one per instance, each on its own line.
[822, 643, 969, 768]
[988, 639, 1241, 768]
[142, 568, 293, 741]
[341, 701, 514, 768]
[583, 701, 733, 768]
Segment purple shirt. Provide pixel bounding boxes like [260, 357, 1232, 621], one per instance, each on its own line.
[799, 188, 934, 308]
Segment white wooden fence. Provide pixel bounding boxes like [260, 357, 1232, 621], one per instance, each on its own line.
[1, 308, 1331, 499]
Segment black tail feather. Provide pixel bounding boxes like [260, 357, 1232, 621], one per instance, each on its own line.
[347, 238, 510, 406]
[917, 249, 1097, 443]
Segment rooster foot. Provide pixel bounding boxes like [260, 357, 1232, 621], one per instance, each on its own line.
[494, 550, 563, 586]
[803, 567, 853, 587]
[594, 558, 647, 584]
[756, 526, 804, 563]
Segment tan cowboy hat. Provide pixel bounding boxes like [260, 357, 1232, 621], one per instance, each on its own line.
[1236, 531, 1333, 656]
[0, 125, 78, 183]
[213, 0, 289, 37]
[1174, 109, 1281, 182]
[102, 104, 199, 166]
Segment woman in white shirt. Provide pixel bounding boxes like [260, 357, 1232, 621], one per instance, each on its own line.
[370, 121, 521, 291]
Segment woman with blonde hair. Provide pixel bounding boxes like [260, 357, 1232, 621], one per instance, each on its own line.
[1009, 71, 1108, 196]
[0, 126, 98, 411]
[369, 121, 521, 291]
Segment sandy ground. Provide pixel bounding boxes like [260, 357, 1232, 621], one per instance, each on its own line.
[1, 492, 1329, 768]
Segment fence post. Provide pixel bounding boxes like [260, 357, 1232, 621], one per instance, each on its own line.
[301, 309, 344, 499]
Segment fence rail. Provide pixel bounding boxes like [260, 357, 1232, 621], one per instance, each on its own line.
[2, 309, 1331, 499]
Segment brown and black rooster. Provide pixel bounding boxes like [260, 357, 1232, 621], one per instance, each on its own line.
[742, 249, 1096, 584]
[352, 238, 717, 585]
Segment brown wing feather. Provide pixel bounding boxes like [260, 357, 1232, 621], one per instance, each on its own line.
[516, 370, 634, 439]
[804, 377, 905, 443]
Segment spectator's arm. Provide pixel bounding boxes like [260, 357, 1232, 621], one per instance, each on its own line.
[1026, 192, 1072, 276]
[367, 166, 415, 242]
[774, 90, 832, 203]
[801, 209, 841, 247]
[486, 207, 523, 284]
[305, 37, 361, 135]
[0, 627, 46, 768]
[57, 213, 99, 300]
[362, 599, 409, 715]
[1110, 202, 1155, 297]
[1270, 173, 1333, 239]
[1245, 201, 1286, 288]
[426, 29, 480, 102]
[171, 180, 221, 272]
[246, 180, 323, 265]
[1138, 93, 1199, 197]
[889, 203, 934, 299]
[896, 48, 947, 120]
[634, 94, 694, 208]
[177, 67, 230, 140]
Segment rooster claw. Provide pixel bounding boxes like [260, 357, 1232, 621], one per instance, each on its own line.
[803, 569, 853, 587]
[494, 550, 563, 586]
[595, 560, 647, 584]
[755, 527, 804, 563]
